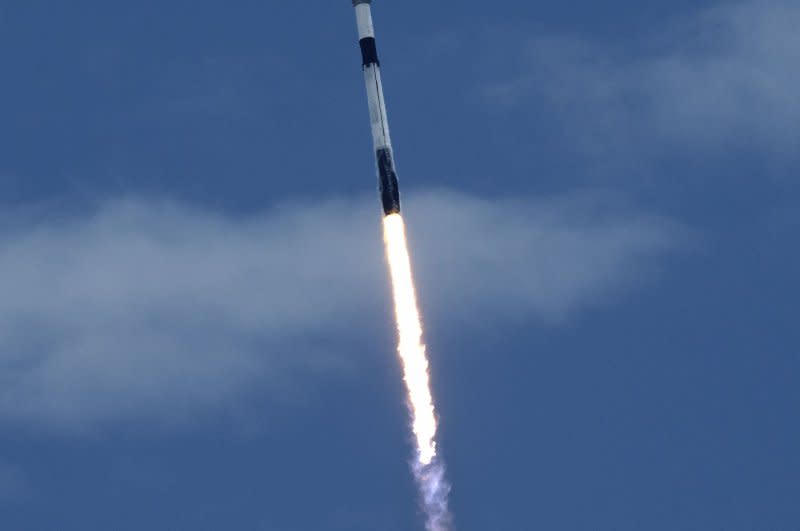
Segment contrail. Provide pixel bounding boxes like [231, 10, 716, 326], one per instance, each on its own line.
[351, 1, 454, 528]
[383, 214, 452, 531]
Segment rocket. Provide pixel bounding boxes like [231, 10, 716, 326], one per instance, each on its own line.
[353, 0, 401, 216]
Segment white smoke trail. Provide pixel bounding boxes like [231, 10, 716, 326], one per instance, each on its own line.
[382, 213, 453, 531]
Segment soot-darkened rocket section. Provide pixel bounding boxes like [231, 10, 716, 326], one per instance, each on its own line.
[354, 0, 401, 216]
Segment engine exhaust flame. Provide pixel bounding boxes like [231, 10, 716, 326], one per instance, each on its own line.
[382, 213, 453, 531]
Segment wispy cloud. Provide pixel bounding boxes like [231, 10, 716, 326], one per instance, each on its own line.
[0, 191, 680, 431]
[484, 0, 800, 163]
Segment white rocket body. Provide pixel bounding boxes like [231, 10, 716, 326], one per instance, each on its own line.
[354, 0, 401, 216]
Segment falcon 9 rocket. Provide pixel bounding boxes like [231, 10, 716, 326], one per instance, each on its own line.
[353, 0, 401, 216]
[351, 3, 454, 530]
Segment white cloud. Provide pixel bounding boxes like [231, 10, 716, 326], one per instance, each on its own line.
[409, 191, 678, 322]
[0, 191, 679, 431]
[485, 0, 800, 161]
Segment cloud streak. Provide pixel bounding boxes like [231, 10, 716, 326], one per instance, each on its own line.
[485, 0, 800, 162]
[0, 191, 679, 431]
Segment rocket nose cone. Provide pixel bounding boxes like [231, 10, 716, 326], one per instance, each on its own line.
[353, 0, 372, 5]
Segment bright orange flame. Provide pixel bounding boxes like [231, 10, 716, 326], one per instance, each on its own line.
[382, 213, 438, 465]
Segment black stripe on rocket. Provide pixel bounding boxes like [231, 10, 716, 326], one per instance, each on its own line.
[359, 37, 380, 67]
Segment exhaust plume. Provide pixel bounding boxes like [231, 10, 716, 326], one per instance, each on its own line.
[383, 213, 453, 531]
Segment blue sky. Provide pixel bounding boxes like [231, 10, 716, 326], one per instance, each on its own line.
[0, 0, 798, 529]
